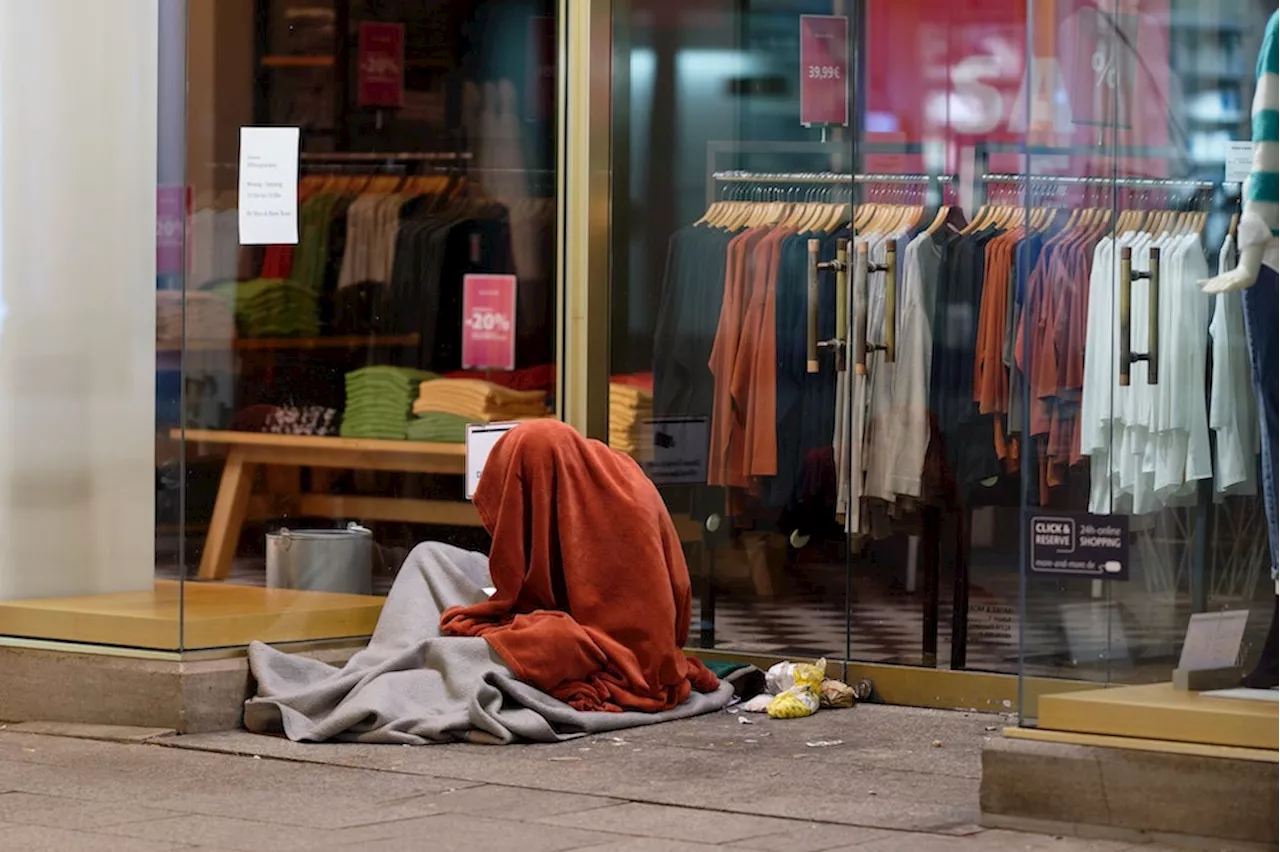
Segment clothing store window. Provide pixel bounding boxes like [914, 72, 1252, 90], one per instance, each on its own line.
[0, 0, 561, 652]
[610, 0, 1278, 707]
[1012, 0, 1278, 722]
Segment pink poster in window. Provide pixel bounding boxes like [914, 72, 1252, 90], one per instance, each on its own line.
[462, 274, 517, 371]
[357, 22, 405, 108]
[799, 15, 849, 127]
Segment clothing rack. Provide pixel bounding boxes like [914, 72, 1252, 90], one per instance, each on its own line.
[712, 170, 957, 184]
[299, 152, 473, 163]
[982, 173, 1216, 190]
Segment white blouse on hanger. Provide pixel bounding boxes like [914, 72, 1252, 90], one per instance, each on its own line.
[1209, 233, 1261, 498]
[1080, 230, 1213, 515]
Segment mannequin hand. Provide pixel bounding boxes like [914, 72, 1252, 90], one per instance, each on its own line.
[1201, 243, 1264, 294]
[1200, 211, 1273, 294]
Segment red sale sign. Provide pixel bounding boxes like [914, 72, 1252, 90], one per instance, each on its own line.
[462, 274, 517, 371]
[357, 22, 405, 108]
[799, 15, 849, 127]
[864, 0, 1170, 176]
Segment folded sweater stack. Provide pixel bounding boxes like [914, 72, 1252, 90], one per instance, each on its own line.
[404, 412, 473, 444]
[411, 379, 548, 421]
[406, 379, 549, 443]
[341, 366, 438, 440]
[206, 278, 319, 338]
[609, 382, 653, 457]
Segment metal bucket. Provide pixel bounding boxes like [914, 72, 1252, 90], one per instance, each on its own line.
[266, 524, 373, 595]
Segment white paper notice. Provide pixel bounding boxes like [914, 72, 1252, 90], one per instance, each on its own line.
[238, 127, 300, 245]
[1225, 141, 1254, 185]
[465, 422, 520, 500]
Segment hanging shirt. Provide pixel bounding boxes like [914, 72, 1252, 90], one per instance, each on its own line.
[1081, 230, 1213, 515]
[1209, 234, 1260, 498]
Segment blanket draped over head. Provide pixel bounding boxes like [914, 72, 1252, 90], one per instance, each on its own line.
[440, 419, 720, 712]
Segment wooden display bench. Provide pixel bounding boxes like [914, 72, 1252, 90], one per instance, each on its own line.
[176, 429, 706, 584]
[175, 429, 480, 581]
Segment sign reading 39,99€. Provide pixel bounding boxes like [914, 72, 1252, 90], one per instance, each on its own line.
[799, 15, 849, 127]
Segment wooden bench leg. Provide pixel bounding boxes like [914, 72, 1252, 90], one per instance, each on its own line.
[197, 448, 258, 581]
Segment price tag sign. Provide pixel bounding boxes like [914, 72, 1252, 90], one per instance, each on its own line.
[799, 15, 848, 127]
[640, 416, 709, 486]
[357, 22, 405, 108]
[1225, 141, 1253, 185]
[461, 274, 517, 370]
[465, 422, 519, 500]
[1178, 611, 1250, 672]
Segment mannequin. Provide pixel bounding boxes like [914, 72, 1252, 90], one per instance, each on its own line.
[1201, 10, 1278, 689]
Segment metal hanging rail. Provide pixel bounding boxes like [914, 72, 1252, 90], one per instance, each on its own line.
[299, 151, 473, 162]
[982, 173, 1215, 190]
[713, 170, 957, 184]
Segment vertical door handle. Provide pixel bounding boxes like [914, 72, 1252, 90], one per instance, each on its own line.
[883, 241, 897, 364]
[1119, 246, 1133, 387]
[807, 239, 820, 374]
[1146, 247, 1160, 384]
[853, 241, 870, 376]
[1119, 245, 1160, 387]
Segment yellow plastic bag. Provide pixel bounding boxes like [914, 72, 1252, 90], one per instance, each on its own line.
[765, 658, 826, 719]
[766, 684, 820, 719]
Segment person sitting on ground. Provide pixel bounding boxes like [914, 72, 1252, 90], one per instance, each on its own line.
[440, 418, 721, 713]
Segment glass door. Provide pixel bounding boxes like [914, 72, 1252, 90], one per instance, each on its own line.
[843, 0, 1038, 674]
[606, 0, 859, 664]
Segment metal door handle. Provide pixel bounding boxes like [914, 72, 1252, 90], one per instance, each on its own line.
[855, 242, 897, 374]
[808, 238, 850, 374]
[881, 242, 897, 364]
[852, 242, 869, 375]
[1119, 245, 1160, 387]
[807, 239, 820, 373]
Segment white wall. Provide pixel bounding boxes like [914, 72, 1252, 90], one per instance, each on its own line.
[0, 1, 159, 599]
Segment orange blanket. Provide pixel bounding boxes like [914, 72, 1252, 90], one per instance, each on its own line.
[440, 420, 720, 712]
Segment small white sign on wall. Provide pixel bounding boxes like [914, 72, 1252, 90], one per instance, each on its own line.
[238, 126, 300, 245]
[464, 422, 520, 501]
[1225, 141, 1254, 185]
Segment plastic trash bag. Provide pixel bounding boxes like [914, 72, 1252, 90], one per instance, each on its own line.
[820, 679, 855, 708]
[765, 658, 826, 719]
[765, 658, 827, 695]
[766, 684, 820, 719]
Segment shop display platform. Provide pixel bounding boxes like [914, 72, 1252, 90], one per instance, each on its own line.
[1036, 681, 1278, 751]
[0, 581, 383, 650]
[982, 682, 1278, 846]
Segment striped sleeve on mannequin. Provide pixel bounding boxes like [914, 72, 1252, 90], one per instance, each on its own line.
[1198, 8, 1280, 294]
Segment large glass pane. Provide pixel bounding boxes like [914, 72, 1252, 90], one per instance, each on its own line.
[855, 0, 1036, 672]
[0, 4, 178, 650]
[1017, 0, 1276, 722]
[176, 0, 560, 650]
[610, 1, 855, 662]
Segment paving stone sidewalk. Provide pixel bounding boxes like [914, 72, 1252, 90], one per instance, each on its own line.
[0, 704, 1204, 851]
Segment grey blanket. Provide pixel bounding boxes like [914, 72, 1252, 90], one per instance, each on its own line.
[244, 542, 733, 744]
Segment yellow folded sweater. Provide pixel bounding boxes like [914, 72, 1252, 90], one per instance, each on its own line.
[413, 379, 549, 421]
